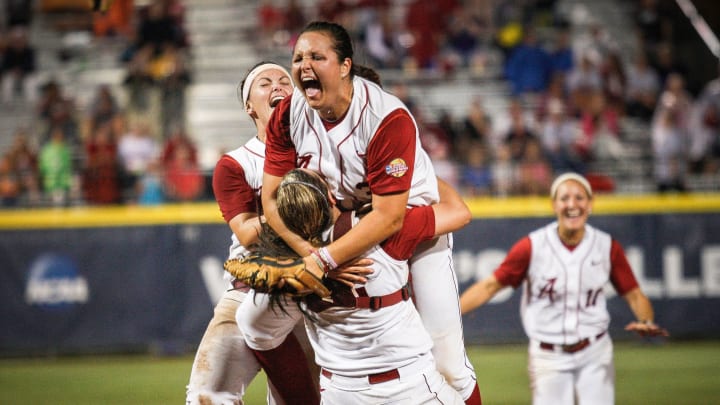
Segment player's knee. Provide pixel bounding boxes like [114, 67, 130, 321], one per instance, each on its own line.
[186, 387, 242, 405]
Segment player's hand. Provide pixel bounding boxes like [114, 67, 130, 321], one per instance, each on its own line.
[625, 321, 669, 337]
[328, 258, 374, 288]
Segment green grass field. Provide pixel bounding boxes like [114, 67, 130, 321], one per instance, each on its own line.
[1, 341, 718, 404]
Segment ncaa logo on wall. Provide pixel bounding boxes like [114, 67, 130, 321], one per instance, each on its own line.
[25, 253, 89, 310]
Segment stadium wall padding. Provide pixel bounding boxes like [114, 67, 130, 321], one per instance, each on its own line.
[1, 196, 719, 354]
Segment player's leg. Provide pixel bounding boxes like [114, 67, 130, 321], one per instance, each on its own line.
[528, 345, 574, 405]
[237, 290, 319, 405]
[186, 289, 260, 404]
[410, 234, 481, 404]
[576, 335, 615, 405]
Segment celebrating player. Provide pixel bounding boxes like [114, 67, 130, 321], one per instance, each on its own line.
[246, 168, 469, 403]
[186, 62, 319, 404]
[460, 172, 668, 405]
[259, 20, 481, 404]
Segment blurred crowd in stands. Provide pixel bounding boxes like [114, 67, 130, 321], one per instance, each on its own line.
[1, 0, 202, 208]
[1, 0, 720, 209]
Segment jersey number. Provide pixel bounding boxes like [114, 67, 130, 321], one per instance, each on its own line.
[585, 288, 603, 307]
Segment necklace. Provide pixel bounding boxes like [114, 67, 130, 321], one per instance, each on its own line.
[324, 109, 337, 122]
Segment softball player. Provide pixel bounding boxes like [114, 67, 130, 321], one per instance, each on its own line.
[186, 62, 318, 405]
[243, 168, 468, 404]
[261, 21, 481, 404]
[460, 172, 668, 405]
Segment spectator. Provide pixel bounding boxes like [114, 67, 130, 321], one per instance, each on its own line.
[282, 0, 307, 45]
[36, 80, 80, 147]
[122, 46, 156, 121]
[625, 51, 660, 121]
[39, 126, 73, 206]
[82, 121, 121, 205]
[137, 159, 165, 205]
[442, 5, 485, 70]
[492, 98, 536, 150]
[163, 142, 204, 202]
[161, 125, 197, 166]
[652, 42, 688, 90]
[549, 27, 574, 77]
[0, 154, 21, 207]
[316, 0, 348, 23]
[461, 97, 492, 147]
[572, 23, 616, 68]
[491, 143, 516, 197]
[516, 138, 552, 195]
[538, 98, 585, 173]
[136, 0, 185, 53]
[504, 27, 552, 96]
[414, 106, 452, 156]
[535, 71, 568, 122]
[579, 91, 623, 161]
[601, 51, 627, 111]
[429, 140, 460, 191]
[92, 0, 134, 39]
[156, 45, 191, 137]
[503, 104, 540, 163]
[405, 0, 460, 70]
[1, 26, 36, 104]
[362, 6, 403, 69]
[117, 119, 160, 202]
[436, 109, 461, 152]
[82, 84, 120, 141]
[459, 142, 493, 196]
[257, 0, 284, 49]
[632, 0, 672, 49]
[651, 92, 689, 192]
[6, 127, 40, 205]
[492, 0, 525, 60]
[565, 52, 603, 115]
[657, 72, 693, 128]
[688, 65, 720, 173]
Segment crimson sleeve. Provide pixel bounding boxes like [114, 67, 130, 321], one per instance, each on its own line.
[365, 109, 416, 196]
[212, 155, 257, 223]
[494, 237, 532, 288]
[381, 206, 435, 260]
[609, 239, 640, 295]
[264, 95, 298, 177]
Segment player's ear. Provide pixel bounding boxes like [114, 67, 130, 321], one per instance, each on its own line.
[341, 58, 351, 79]
[245, 102, 256, 117]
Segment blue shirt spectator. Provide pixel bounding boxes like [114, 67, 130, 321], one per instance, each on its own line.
[505, 29, 552, 95]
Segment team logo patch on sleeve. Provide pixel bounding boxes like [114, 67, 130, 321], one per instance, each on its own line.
[385, 158, 408, 178]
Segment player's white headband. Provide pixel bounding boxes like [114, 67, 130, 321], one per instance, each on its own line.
[550, 173, 593, 199]
[238, 63, 292, 105]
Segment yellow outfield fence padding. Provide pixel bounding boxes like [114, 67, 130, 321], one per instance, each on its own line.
[465, 193, 720, 218]
[1, 194, 720, 229]
[0, 203, 223, 229]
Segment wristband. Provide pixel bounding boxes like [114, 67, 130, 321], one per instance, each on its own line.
[318, 247, 338, 270]
[309, 251, 330, 274]
[310, 250, 328, 273]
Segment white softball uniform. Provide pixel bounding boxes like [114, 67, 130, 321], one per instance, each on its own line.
[187, 137, 287, 405]
[311, 208, 462, 404]
[494, 222, 640, 405]
[265, 76, 478, 400]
